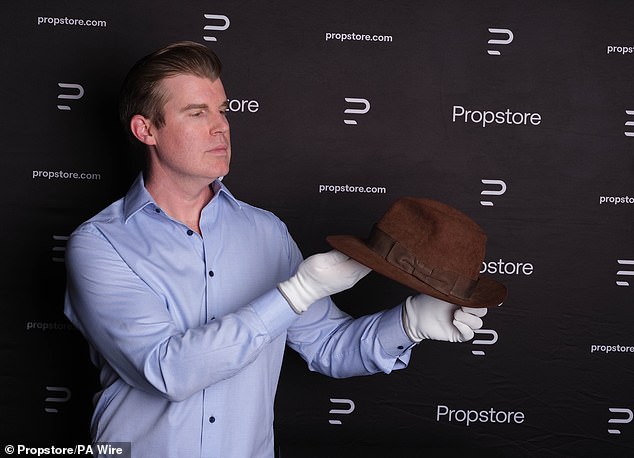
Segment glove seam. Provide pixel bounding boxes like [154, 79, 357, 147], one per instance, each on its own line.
[402, 301, 422, 343]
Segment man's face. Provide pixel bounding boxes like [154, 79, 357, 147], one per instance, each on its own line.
[146, 73, 231, 186]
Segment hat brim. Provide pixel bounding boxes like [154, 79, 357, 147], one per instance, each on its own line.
[327, 234, 507, 308]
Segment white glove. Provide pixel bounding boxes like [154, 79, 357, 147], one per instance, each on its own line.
[278, 250, 371, 313]
[402, 294, 487, 343]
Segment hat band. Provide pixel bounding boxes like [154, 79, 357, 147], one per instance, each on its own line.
[366, 226, 478, 300]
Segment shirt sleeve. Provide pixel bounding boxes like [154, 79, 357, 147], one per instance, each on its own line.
[287, 298, 414, 378]
[64, 226, 299, 403]
[283, 241, 414, 378]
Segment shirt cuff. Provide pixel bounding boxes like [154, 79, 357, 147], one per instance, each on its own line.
[376, 304, 417, 358]
[249, 288, 301, 339]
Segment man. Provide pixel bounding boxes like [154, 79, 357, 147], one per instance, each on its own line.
[64, 41, 487, 458]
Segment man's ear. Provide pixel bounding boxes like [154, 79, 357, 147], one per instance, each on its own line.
[130, 115, 157, 146]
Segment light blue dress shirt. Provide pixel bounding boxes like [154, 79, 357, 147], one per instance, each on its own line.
[64, 174, 412, 458]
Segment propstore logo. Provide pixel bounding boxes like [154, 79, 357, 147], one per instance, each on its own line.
[436, 404, 525, 427]
[607, 45, 634, 55]
[487, 28, 514, 56]
[624, 110, 634, 137]
[226, 98, 259, 113]
[57, 83, 84, 111]
[344, 98, 370, 125]
[599, 195, 634, 205]
[608, 407, 633, 435]
[471, 329, 499, 357]
[616, 259, 634, 287]
[590, 344, 634, 355]
[452, 105, 542, 128]
[203, 14, 229, 42]
[37, 16, 107, 29]
[328, 398, 355, 425]
[480, 179, 507, 206]
[52, 235, 69, 263]
[325, 31, 393, 44]
[481, 259, 534, 276]
[44, 386, 71, 413]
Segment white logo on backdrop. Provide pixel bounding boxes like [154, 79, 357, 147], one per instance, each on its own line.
[480, 179, 507, 206]
[329, 398, 355, 425]
[471, 329, 499, 356]
[616, 259, 634, 287]
[437, 404, 525, 426]
[344, 98, 371, 125]
[44, 386, 71, 413]
[227, 99, 260, 113]
[52, 235, 69, 263]
[608, 407, 633, 434]
[57, 83, 84, 111]
[625, 110, 634, 137]
[487, 28, 514, 55]
[481, 259, 534, 276]
[452, 106, 542, 127]
[203, 14, 230, 42]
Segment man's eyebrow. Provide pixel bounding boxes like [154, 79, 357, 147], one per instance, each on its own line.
[181, 103, 209, 112]
[181, 101, 229, 112]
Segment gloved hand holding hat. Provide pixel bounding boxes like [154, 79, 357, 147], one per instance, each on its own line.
[326, 197, 507, 343]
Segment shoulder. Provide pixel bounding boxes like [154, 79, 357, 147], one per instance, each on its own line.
[215, 185, 289, 234]
[64, 197, 131, 268]
[214, 190, 302, 265]
[71, 197, 126, 238]
[238, 199, 286, 227]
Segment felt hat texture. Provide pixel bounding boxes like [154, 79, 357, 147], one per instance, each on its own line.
[327, 197, 507, 308]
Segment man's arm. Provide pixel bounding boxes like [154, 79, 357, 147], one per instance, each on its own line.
[64, 228, 299, 402]
[286, 296, 415, 378]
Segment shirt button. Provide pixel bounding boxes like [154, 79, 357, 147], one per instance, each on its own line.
[186, 229, 194, 236]
[397, 346, 404, 350]
[209, 270, 214, 277]
[154, 208, 161, 213]
[209, 416, 216, 423]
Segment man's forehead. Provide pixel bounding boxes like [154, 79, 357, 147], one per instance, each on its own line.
[160, 74, 227, 103]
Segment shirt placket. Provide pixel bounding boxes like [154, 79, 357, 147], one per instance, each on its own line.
[200, 201, 222, 456]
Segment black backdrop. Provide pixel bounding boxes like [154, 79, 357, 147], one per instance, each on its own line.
[1, 1, 634, 456]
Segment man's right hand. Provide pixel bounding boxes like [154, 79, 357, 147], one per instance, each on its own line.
[278, 250, 371, 313]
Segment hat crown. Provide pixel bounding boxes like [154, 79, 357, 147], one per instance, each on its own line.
[375, 198, 486, 281]
[326, 196, 507, 307]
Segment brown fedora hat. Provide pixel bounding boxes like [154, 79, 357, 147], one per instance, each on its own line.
[327, 197, 507, 308]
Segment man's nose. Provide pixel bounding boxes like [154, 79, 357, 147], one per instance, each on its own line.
[210, 113, 229, 134]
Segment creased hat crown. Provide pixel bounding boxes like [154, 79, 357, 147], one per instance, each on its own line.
[327, 197, 507, 308]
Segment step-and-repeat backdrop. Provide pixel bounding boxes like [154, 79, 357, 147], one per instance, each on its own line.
[1, 1, 633, 456]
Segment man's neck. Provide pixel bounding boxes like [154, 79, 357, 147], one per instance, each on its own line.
[145, 172, 215, 235]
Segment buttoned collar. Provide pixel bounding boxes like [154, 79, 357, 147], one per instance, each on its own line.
[123, 173, 242, 223]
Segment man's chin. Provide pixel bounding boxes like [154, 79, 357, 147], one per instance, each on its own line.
[213, 166, 229, 182]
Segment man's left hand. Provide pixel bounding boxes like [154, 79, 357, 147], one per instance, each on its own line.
[402, 294, 487, 343]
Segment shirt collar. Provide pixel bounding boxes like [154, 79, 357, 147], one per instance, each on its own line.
[211, 178, 243, 209]
[123, 173, 242, 223]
